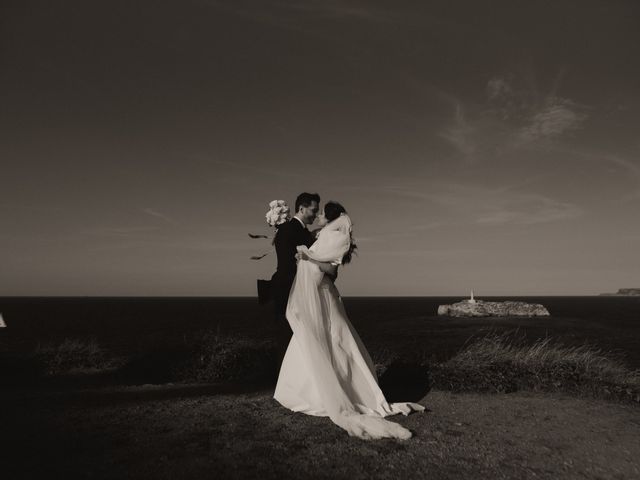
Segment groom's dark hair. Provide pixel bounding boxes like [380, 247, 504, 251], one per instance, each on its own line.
[295, 192, 320, 212]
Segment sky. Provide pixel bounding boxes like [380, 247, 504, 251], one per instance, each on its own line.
[1, 0, 639, 296]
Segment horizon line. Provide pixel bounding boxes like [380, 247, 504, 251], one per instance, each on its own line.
[0, 294, 625, 299]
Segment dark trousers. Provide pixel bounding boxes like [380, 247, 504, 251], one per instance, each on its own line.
[271, 271, 294, 316]
[270, 271, 295, 363]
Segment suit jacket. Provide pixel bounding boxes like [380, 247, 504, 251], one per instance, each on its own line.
[275, 219, 314, 277]
[270, 219, 314, 314]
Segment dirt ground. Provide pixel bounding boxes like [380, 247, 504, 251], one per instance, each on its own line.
[2, 384, 639, 480]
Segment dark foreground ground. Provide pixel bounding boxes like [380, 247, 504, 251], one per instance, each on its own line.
[1, 297, 639, 479]
[2, 383, 639, 480]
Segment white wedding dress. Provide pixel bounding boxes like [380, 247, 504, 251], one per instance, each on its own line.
[274, 214, 425, 440]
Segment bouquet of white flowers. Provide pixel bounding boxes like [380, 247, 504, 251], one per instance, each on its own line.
[265, 200, 291, 227]
[249, 200, 292, 260]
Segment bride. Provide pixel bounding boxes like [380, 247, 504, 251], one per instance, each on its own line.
[274, 202, 425, 440]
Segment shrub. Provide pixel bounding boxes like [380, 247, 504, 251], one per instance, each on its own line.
[35, 337, 122, 375]
[176, 329, 280, 384]
[430, 332, 640, 403]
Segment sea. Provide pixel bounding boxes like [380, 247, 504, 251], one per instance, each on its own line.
[1, 296, 639, 367]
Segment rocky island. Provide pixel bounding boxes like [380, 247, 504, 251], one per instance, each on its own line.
[600, 288, 640, 296]
[438, 292, 550, 317]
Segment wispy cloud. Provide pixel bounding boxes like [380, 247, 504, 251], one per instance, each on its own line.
[354, 231, 422, 244]
[353, 221, 448, 246]
[141, 208, 175, 224]
[364, 247, 479, 258]
[473, 193, 582, 225]
[543, 147, 640, 204]
[438, 71, 589, 161]
[438, 102, 476, 158]
[383, 182, 583, 226]
[487, 73, 588, 147]
[602, 154, 640, 203]
[81, 226, 161, 238]
[514, 98, 587, 146]
[487, 77, 514, 106]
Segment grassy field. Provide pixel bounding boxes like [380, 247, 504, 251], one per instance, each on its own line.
[2, 385, 640, 480]
[1, 330, 639, 479]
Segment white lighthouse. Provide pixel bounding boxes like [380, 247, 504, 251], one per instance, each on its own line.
[469, 290, 476, 304]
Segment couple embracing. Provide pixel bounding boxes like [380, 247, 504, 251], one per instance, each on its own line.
[268, 192, 424, 440]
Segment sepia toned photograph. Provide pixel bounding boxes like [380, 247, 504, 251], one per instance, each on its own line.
[1, 1, 639, 479]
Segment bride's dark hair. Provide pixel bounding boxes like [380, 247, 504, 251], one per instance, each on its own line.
[323, 201, 357, 265]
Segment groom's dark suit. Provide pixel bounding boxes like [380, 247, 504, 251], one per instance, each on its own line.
[270, 218, 314, 318]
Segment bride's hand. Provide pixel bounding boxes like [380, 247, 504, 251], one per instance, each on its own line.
[295, 251, 309, 262]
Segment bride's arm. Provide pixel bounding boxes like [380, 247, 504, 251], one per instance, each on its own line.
[296, 241, 346, 264]
[311, 259, 337, 277]
[296, 252, 338, 277]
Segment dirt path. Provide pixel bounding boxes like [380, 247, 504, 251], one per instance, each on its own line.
[2, 385, 639, 479]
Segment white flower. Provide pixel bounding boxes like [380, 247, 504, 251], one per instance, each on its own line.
[265, 200, 291, 227]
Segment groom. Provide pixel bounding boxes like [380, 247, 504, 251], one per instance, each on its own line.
[270, 192, 320, 332]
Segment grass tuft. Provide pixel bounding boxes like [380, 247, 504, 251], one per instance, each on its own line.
[176, 329, 280, 384]
[430, 331, 640, 403]
[35, 337, 122, 375]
